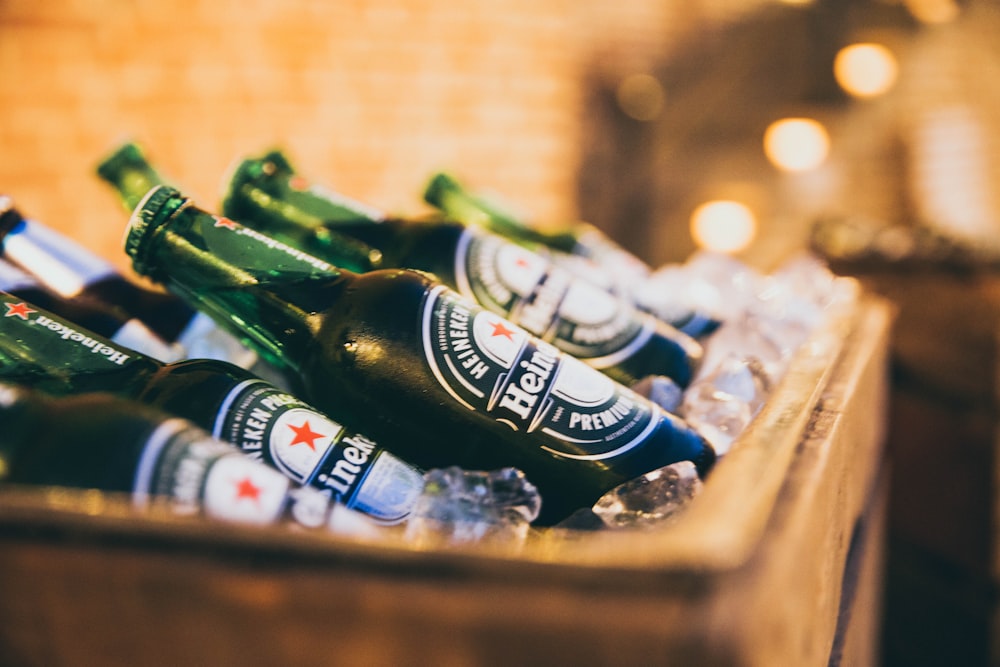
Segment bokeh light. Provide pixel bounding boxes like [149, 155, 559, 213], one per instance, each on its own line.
[905, 0, 961, 24]
[616, 73, 666, 122]
[763, 118, 830, 172]
[834, 43, 898, 98]
[689, 200, 758, 254]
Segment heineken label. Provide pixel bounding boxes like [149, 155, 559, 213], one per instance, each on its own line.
[133, 419, 294, 525]
[201, 215, 335, 276]
[134, 420, 394, 531]
[453, 228, 656, 366]
[2, 295, 134, 370]
[421, 285, 659, 461]
[0, 293, 184, 367]
[213, 380, 422, 524]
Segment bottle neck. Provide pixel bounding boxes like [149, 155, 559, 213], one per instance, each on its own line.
[423, 173, 580, 253]
[96, 142, 168, 212]
[223, 156, 385, 273]
[127, 190, 352, 373]
[227, 155, 387, 224]
[0, 290, 161, 397]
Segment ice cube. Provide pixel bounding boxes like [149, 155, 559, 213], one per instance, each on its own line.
[403, 466, 541, 548]
[631, 374, 684, 414]
[681, 355, 771, 456]
[591, 461, 703, 529]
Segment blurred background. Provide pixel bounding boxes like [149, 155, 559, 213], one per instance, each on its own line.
[3, 0, 1000, 664]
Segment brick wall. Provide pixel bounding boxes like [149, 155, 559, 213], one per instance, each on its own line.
[0, 0, 774, 274]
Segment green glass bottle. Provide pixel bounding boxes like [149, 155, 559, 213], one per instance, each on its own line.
[221, 152, 703, 388]
[424, 172, 580, 253]
[126, 185, 716, 524]
[424, 173, 725, 339]
[97, 142, 380, 274]
[0, 290, 425, 524]
[423, 171, 650, 283]
[0, 382, 366, 531]
[0, 256, 182, 362]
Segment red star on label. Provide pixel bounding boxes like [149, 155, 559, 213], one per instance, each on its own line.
[213, 216, 239, 230]
[514, 256, 531, 269]
[490, 320, 516, 341]
[234, 476, 261, 502]
[288, 420, 325, 451]
[4, 302, 35, 320]
[289, 175, 310, 191]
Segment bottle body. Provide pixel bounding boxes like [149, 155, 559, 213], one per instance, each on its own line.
[222, 155, 703, 387]
[302, 274, 715, 522]
[0, 384, 356, 530]
[127, 186, 716, 523]
[0, 290, 425, 524]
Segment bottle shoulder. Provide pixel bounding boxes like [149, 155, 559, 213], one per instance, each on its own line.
[138, 358, 255, 430]
[330, 217, 464, 272]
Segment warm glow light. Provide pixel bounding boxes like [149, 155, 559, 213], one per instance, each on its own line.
[689, 200, 757, 254]
[616, 73, 665, 122]
[763, 118, 830, 172]
[834, 43, 898, 98]
[905, 0, 960, 24]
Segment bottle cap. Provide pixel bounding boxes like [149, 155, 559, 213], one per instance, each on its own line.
[258, 149, 295, 174]
[96, 141, 146, 183]
[124, 185, 188, 279]
[422, 172, 461, 207]
[0, 195, 24, 239]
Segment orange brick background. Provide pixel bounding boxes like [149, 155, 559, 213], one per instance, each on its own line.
[0, 0, 770, 274]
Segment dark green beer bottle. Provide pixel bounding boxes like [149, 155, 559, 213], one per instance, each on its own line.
[0, 291, 425, 524]
[0, 256, 182, 362]
[222, 152, 703, 388]
[423, 171, 650, 283]
[126, 185, 716, 524]
[97, 142, 381, 275]
[0, 383, 370, 531]
[424, 172, 723, 339]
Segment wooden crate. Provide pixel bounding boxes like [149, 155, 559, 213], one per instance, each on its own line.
[825, 266, 1000, 667]
[0, 296, 891, 667]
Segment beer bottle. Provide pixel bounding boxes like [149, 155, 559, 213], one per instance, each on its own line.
[423, 171, 651, 284]
[0, 382, 376, 532]
[424, 172, 723, 339]
[0, 290, 425, 524]
[0, 257, 183, 362]
[222, 152, 703, 388]
[0, 196, 266, 369]
[97, 142, 380, 274]
[126, 185, 716, 524]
